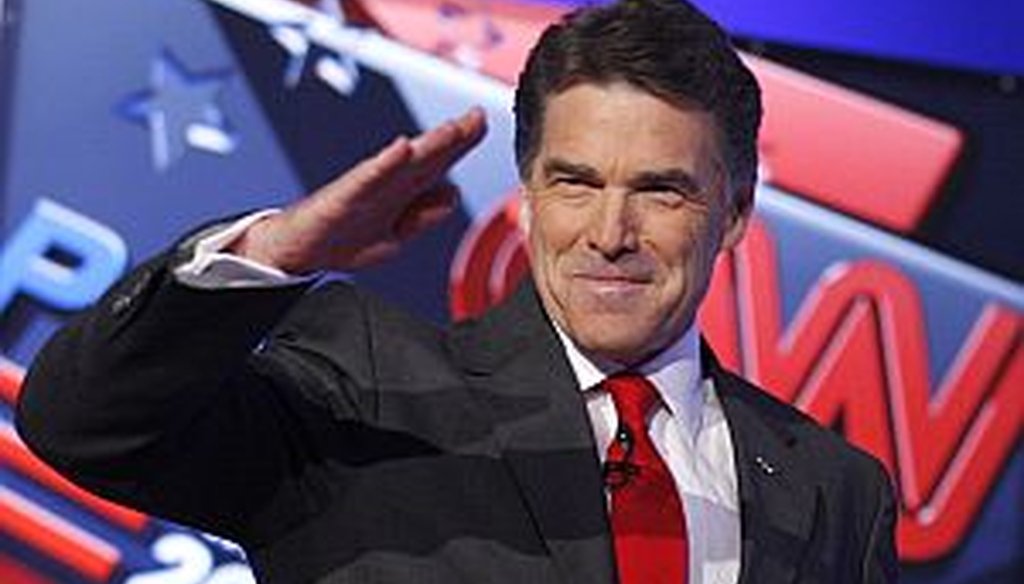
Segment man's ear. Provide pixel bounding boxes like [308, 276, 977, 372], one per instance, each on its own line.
[720, 181, 754, 250]
[517, 187, 532, 234]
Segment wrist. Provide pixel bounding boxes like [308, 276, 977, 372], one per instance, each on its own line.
[227, 215, 315, 276]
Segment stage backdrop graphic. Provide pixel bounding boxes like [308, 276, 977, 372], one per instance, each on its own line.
[0, 1, 1020, 583]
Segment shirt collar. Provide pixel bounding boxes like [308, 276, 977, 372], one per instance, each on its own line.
[551, 322, 705, 439]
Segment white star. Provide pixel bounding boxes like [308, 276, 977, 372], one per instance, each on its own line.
[267, 0, 360, 96]
[121, 50, 238, 171]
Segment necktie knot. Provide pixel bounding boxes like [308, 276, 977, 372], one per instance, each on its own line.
[604, 373, 660, 433]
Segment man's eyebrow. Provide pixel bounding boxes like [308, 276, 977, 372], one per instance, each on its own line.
[628, 168, 704, 194]
[540, 158, 602, 181]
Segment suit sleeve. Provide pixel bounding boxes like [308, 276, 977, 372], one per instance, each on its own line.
[14, 247, 376, 545]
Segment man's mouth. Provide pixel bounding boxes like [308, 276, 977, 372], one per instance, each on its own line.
[573, 271, 653, 285]
[572, 272, 653, 298]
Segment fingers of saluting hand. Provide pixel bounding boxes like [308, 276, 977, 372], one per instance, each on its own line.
[318, 107, 487, 220]
[339, 180, 462, 269]
[248, 108, 487, 273]
[408, 106, 488, 182]
[393, 180, 461, 239]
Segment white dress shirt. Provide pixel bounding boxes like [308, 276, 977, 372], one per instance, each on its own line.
[176, 214, 742, 584]
[552, 325, 741, 584]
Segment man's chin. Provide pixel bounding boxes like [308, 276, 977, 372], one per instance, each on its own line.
[569, 324, 662, 367]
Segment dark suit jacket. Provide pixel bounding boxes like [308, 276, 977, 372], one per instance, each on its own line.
[17, 250, 897, 583]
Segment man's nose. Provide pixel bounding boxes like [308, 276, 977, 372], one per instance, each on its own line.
[586, 191, 638, 258]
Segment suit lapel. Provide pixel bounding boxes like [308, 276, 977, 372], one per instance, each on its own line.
[451, 283, 616, 584]
[705, 347, 818, 584]
[451, 289, 820, 584]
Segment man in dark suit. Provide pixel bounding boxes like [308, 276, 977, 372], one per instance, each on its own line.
[17, 1, 897, 582]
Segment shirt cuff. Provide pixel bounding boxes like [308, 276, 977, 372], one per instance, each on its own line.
[174, 209, 319, 289]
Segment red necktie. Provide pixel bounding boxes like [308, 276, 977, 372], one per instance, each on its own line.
[603, 373, 689, 584]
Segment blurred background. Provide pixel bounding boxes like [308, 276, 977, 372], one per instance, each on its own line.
[0, 1, 1020, 582]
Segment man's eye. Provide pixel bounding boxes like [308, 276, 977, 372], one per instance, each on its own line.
[554, 176, 591, 187]
[552, 177, 598, 198]
[639, 184, 705, 207]
[639, 186, 686, 207]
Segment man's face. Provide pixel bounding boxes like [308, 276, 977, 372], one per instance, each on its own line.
[523, 82, 751, 365]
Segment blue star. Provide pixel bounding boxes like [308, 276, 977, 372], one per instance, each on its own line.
[120, 50, 238, 171]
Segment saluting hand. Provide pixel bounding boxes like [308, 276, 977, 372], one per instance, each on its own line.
[230, 107, 488, 274]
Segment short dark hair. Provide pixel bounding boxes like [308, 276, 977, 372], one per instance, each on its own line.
[514, 0, 762, 189]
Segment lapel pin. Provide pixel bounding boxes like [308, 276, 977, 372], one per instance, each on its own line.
[754, 455, 777, 476]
